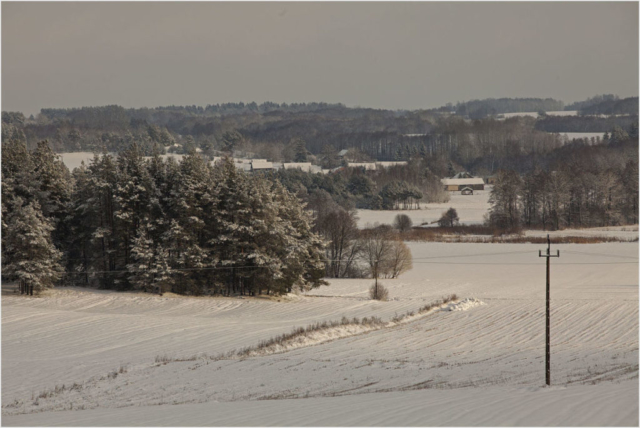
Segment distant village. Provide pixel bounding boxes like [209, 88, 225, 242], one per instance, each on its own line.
[172, 144, 490, 195]
[211, 155, 488, 195]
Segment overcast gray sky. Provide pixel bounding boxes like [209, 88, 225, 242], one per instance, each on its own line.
[2, 2, 638, 115]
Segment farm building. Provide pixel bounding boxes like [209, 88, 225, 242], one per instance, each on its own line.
[441, 177, 485, 191]
[250, 160, 275, 172]
[377, 161, 408, 168]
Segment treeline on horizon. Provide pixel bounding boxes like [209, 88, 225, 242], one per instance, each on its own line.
[1, 95, 637, 174]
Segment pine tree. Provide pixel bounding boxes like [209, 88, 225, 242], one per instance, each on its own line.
[293, 138, 308, 162]
[127, 223, 173, 293]
[114, 144, 157, 285]
[419, 143, 427, 158]
[87, 152, 119, 289]
[128, 226, 155, 291]
[30, 140, 73, 245]
[610, 126, 629, 144]
[4, 199, 63, 294]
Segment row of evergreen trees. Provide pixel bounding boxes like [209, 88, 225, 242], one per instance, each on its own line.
[2, 140, 327, 295]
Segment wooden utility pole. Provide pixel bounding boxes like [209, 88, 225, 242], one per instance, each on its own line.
[374, 260, 379, 298]
[539, 234, 559, 386]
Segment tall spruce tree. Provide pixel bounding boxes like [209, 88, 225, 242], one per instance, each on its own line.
[4, 199, 63, 293]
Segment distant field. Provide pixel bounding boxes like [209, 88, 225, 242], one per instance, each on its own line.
[3, 242, 637, 426]
[559, 132, 606, 141]
[356, 187, 491, 228]
[59, 152, 187, 171]
[501, 110, 578, 119]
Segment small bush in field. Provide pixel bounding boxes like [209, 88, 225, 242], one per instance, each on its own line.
[369, 283, 389, 301]
[393, 214, 413, 233]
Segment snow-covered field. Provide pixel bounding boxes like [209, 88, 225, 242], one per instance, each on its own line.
[525, 225, 639, 241]
[500, 110, 578, 119]
[59, 152, 98, 171]
[59, 152, 187, 171]
[559, 132, 606, 141]
[356, 188, 491, 228]
[3, 242, 637, 426]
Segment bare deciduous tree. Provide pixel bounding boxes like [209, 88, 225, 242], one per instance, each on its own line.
[437, 208, 459, 227]
[316, 206, 362, 278]
[381, 239, 413, 279]
[393, 214, 413, 233]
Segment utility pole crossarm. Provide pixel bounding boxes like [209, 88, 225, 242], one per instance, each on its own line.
[538, 234, 559, 386]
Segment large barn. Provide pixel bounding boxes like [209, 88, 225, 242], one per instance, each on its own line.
[441, 177, 485, 191]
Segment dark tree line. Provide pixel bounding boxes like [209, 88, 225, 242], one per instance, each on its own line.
[564, 95, 638, 116]
[2, 138, 327, 295]
[451, 98, 564, 119]
[535, 115, 637, 133]
[489, 137, 638, 230]
[3, 96, 637, 199]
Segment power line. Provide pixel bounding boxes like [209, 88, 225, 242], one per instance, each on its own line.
[64, 249, 536, 263]
[563, 250, 639, 260]
[411, 261, 636, 265]
[63, 265, 273, 275]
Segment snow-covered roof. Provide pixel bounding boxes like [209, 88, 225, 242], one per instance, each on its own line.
[283, 162, 312, 170]
[347, 162, 378, 170]
[279, 163, 322, 173]
[377, 161, 408, 168]
[251, 161, 274, 170]
[441, 178, 485, 186]
[337, 149, 349, 157]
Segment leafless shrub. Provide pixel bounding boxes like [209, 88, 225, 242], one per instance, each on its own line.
[155, 354, 171, 364]
[419, 294, 458, 313]
[369, 283, 389, 301]
[237, 315, 385, 357]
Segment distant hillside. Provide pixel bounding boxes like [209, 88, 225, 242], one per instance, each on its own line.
[579, 97, 638, 116]
[565, 95, 638, 116]
[451, 98, 564, 119]
[535, 114, 638, 133]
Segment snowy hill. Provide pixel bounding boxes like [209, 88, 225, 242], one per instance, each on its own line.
[2, 242, 638, 426]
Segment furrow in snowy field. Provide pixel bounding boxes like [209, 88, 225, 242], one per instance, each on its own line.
[3, 242, 637, 420]
[4, 380, 638, 427]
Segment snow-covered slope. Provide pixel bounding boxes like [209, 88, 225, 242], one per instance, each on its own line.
[5, 381, 637, 427]
[2, 242, 638, 426]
